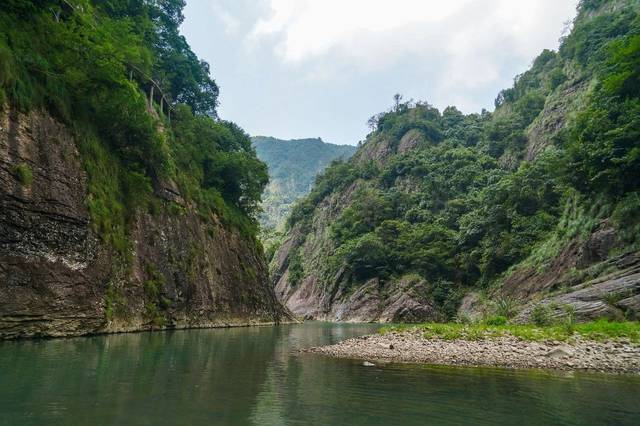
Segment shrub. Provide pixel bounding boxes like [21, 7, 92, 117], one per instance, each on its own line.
[562, 305, 576, 333]
[531, 304, 552, 326]
[11, 162, 33, 186]
[494, 296, 518, 319]
[288, 250, 304, 287]
[485, 315, 508, 326]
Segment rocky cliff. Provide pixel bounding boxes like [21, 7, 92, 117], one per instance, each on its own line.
[0, 106, 285, 338]
[271, 136, 447, 322]
[271, 0, 640, 323]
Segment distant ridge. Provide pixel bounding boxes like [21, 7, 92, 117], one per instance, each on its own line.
[252, 136, 356, 230]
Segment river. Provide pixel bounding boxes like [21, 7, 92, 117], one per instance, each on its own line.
[1, 322, 639, 425]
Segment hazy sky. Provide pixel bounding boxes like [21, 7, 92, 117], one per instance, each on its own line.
[181, 0, 579, 145]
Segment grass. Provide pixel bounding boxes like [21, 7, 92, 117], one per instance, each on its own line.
[380, 319, 640, 344]
[11, 162, 33, 186]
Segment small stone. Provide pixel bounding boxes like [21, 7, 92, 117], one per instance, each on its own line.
[389, 344, 394, 350]
[546, 345, 574, 359]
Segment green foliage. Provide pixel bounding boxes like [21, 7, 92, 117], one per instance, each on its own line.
[563, 305, 577, 334]
[561, 6, 637, 68]
[374, 102, 444, 144]
[331, 233, 391, 281]
[493, 297, 519, 319]
[253, 136, 356, 230]
[11, 163, 33, 186]
[382, 319, 640, 343]
[531, 304, 553, 326]
[143, 264, 168, 326]
[287, 159, 371, 229]
[171, 106, 268, 218]
[484, 316, 508, 326]
[0, 0, 267, 255]
[565, 27, 640, 197]
[284, 1, 640, 319]
[287, 249, 304, 287]
[262, 227, 284, 264]
[611, 192, 640, 247]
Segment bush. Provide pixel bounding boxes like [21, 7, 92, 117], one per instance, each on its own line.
[531, 304, 552, 326]
[562, 305, 576, 333]
[288, 250, 304, 287]
[484, 315, 508, 326]
[494, 297, 518, 319]
[11, 162, 33, 186]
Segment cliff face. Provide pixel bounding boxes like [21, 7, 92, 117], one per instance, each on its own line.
[273, 120, 640, 323]
[271, 0, 640, 323]
[0, 106, 284, 338]
[271, 133, 445, 323]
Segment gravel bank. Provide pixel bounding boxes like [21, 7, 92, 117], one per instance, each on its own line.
[306, 330, 640, 374]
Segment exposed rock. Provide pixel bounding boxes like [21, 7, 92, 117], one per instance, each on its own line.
[514, 264, 640, 323]
[502, 224, 624, 301]
[308, 330, 640, 374]
[525, 79, 589, 161]
[274, 238, 444, 324]
[0, 106, 285, 339]
[456, 292, 484, 323]
[546, 346, 574, 358]
[153, 176, 184, 205]
[618, 294, 640, 318]
[351, 133, 394, 164]
[577, 226, 618, 268]
[378, 278, 443, 323]
[397, 129, 424, 154]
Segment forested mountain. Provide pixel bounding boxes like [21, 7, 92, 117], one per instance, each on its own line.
[0, 0, 284, 338]
[252, 136, 356, 230]
[272, 0, 640, 323]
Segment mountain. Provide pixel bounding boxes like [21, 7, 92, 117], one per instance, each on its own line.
[0, 0, 285, 338]
[253, 136, 356, 230]
[271, 0, 640, 323]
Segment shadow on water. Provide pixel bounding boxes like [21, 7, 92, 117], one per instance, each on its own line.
[1, 322, 639, 425]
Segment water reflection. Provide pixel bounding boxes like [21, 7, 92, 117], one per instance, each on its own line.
[1, 323, 639, 426]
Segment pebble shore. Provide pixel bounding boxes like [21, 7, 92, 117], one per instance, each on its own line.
[306, 330, 640, 374]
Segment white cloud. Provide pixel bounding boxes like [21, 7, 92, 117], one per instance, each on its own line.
[185, 0, 580, 143]
[248, 0, 578, 106]
[250, 0, 477, 62]
[209, 2, 241, 35]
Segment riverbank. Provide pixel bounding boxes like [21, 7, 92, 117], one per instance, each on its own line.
[307, 322, 640, 374]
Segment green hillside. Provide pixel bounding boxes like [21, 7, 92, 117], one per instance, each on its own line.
[253, 136, 356, 230]
[274, 0, 640, 321]
[0, 0, 268, 250]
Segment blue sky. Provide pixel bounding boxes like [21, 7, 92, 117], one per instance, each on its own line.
[181, 0, 579, 145]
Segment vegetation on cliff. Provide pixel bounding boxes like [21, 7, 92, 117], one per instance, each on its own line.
[0, 0, 268, 252]
[282, 0, 640, 320]
[253, 136, 356, 230]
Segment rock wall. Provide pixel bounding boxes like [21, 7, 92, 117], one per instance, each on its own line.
[0, 106, 285, 338]
[271, 134, 443, 323]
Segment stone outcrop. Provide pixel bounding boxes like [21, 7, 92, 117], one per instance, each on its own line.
[514, 254, 640, 323]
[0, 105, 285, 339]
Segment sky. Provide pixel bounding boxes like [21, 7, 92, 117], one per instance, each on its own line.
[181, 0, 579, 146]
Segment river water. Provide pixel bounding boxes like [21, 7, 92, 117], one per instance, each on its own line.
[1, 322, 639, 425]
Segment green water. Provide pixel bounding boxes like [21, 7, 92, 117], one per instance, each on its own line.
[1, 323, 639, 425]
